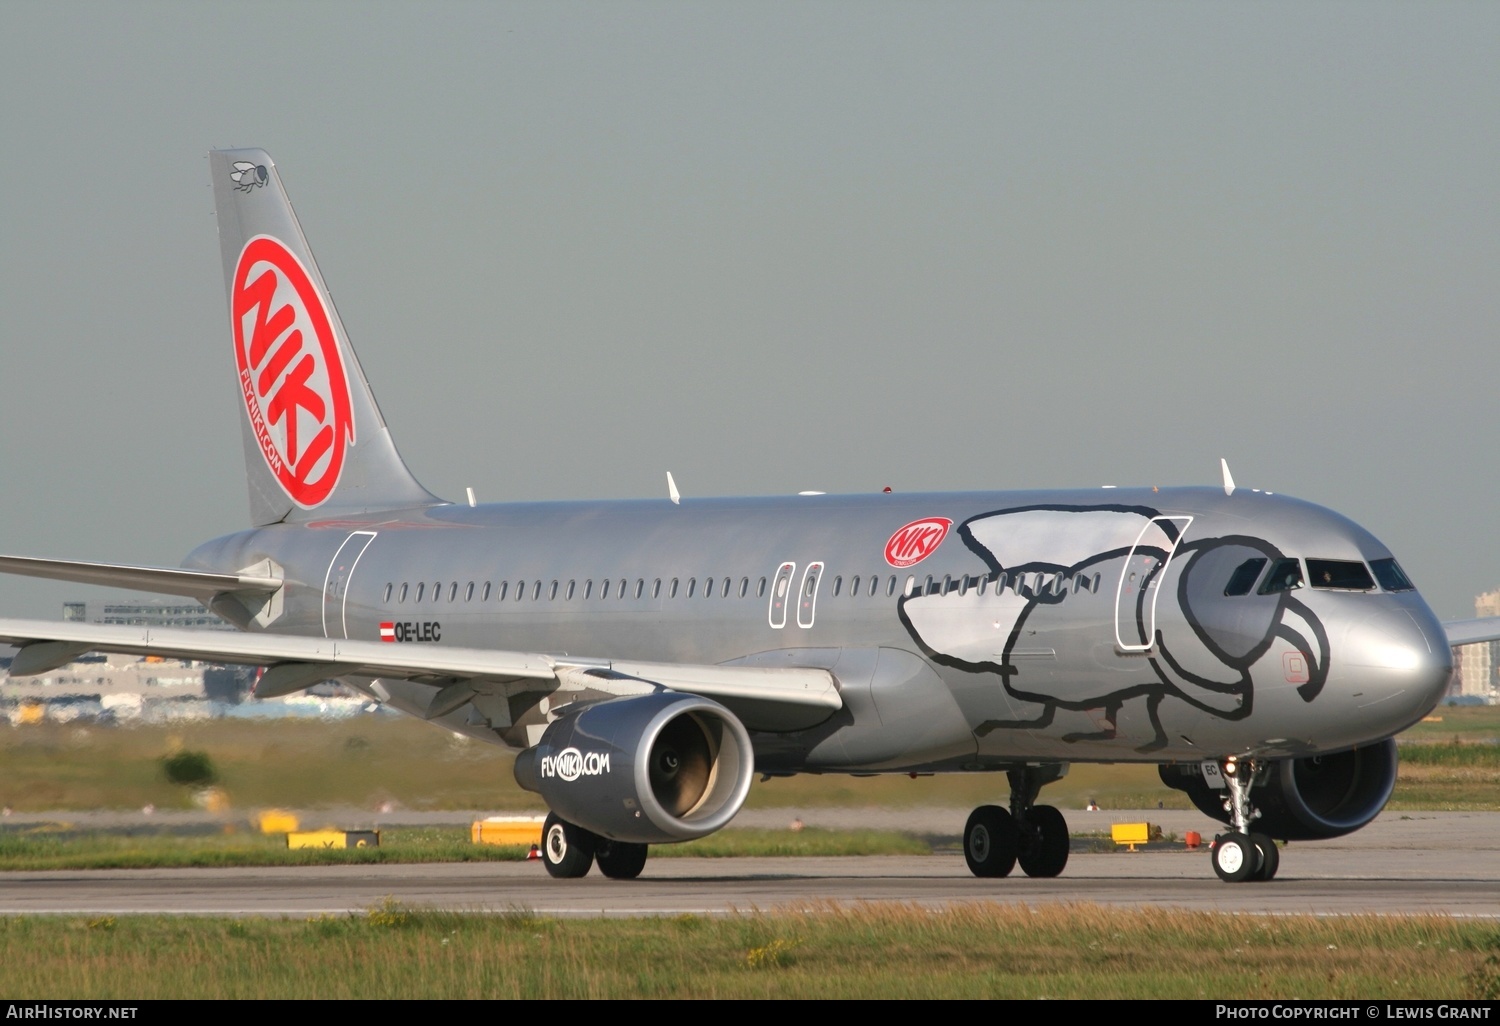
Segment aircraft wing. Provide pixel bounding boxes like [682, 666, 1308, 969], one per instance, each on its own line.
[1443, 617, 1500, 648]
[0, 555, 281, 603]
[0, 618, 842, 721]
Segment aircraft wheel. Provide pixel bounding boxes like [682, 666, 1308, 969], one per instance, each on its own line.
[542, 812, 595, 879]
[595, 839, 649, 880]
[1017, 804, 1070, 878]
[964, 805, 1019, 878]
[1249, 833, 1279, 882]
[1211, 831, 1257, 883]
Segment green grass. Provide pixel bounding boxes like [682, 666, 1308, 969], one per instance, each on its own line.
[0, 826, 934, 871]
[2, 706, 1499, 819]
[0, 903, 1493, 998]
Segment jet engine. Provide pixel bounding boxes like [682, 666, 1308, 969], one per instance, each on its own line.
[1158, 739, 1398, 841]
[512, 692, 755, 844]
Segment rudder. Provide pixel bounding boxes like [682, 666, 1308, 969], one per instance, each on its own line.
[209, 148, 440, 526]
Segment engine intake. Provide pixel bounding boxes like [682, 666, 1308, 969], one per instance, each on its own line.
[513, 692, 754, 844]
[1158, 739, 1398, 841]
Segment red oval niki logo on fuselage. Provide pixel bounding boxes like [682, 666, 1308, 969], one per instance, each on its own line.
[231, 236, 355, 508]
[884, 517, 953, 568]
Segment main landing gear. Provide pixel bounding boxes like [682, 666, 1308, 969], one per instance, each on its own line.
[541, 812, 650, 880]
[963, 765, 1071, 879]
[1210, 756, 1279, 883]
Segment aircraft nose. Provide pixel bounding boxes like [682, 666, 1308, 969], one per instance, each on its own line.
[1337, 604, 1452, 729]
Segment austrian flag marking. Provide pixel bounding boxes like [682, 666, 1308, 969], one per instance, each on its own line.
[379, 622, 395, 642]
[231, 235, 355, 508]
[884, 517, 952, 568]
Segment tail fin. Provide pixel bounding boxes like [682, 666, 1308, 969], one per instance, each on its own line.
[209, 148, 441, 526]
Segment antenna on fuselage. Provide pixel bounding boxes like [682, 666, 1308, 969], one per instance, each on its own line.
[667, 472, 681, 505]
[1221, 459, 1236, 496]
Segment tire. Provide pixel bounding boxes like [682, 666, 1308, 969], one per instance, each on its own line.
[1017, 804, 1070, 878]
[1249, 832, 1280, 882]
[542, 812, 595, 879]
[595, 840, 649, 880]
[1211, 831, 1257, 883]
[964, 805, 1019, 878]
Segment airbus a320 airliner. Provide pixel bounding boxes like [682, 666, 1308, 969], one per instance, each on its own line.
[0, 150, 1469, 884]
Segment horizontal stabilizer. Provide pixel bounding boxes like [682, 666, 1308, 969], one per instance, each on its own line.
[0, 555, 281, 603]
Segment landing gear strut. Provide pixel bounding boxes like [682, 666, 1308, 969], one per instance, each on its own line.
[963, 764, 1071, 879]
[1211, 756, 1279, 883]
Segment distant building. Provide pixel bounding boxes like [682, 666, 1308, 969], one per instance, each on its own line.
[64, 600, 232, 631]
[1455, 589, 1500, 703]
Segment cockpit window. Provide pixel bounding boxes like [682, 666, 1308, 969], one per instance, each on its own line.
[1370, 558, 1415, 592]
[1258, 559, 1303, 594]
[1306, 559, 1375, 591]
[1224, 558, 1267, 597]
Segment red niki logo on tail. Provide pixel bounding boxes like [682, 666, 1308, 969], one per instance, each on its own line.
[231, 236, 355, 508]
[884, 517, 952, 568]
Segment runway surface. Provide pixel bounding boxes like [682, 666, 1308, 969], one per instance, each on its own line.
[2, 809, 1499, 917]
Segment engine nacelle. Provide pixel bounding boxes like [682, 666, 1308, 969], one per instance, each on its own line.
[513, 692, 755, 844]
[1158, 739, 1398, 841]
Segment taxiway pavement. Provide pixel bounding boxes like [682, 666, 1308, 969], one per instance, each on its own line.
[0, 809, 1496, 917]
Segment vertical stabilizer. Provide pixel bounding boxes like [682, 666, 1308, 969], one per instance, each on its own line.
[209, 148, 441, 526]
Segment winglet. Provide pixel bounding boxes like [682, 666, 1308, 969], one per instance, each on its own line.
[667, 472, 681, 505]
[1221, 458, 1236, 496]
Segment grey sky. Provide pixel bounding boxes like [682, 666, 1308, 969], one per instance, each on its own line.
[1, 2, 1496, 620]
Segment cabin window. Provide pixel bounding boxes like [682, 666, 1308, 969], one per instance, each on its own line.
[1307, 559, 1375, 591]
[722, 577, 732, 598]
[1372, 558, 1414, 592]
[415, 583, 425, 602]
[757, 577, 767, 598]
[583, 580, 592, 599]
[601, 579, 611, 599]
[532, 581, 542, 601]
[1258, 560, 1303, 594]
[566, 580, 576, 600]
[832, 576, 843, 597]
[669, 578, 679, 598]
[496, 581, 508, 601]
[687, 578, 696, 598]
[975, 576, 987, 596]
[449, 582, 459, 602]
[635, 579, 644, 599]
[905, 575, 917, 597]
[481, 582, 491, 601]
[383, 583, 393, 602]
[1223, 558, 1267, 597]
[849, 575, 860, 597]
[433, 582, 442, 601]
[464, 582, 474, 602]
[1053, 574, 1066, 596]
[704, 577, 715, 598]
[739, 577, 749, 598]
[652, 579, 661, 598]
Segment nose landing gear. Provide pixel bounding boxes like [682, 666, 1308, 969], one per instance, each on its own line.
[1211, 757, 1279, 883]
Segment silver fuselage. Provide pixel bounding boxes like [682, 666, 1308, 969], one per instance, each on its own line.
[185, 484, 1452, 773]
